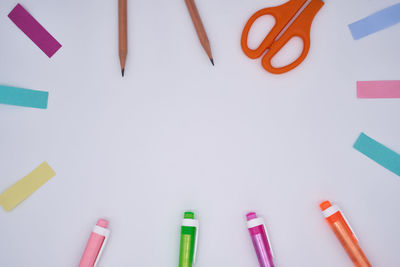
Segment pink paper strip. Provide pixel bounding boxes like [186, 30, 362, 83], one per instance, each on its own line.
[8, 4, 62, 58]
[357, 81, 400, 98]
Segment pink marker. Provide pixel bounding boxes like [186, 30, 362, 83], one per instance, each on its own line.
[79, 219, 110, 267]
[246, 212, 274, 267]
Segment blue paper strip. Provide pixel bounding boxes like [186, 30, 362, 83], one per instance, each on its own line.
[0, 85, 48, 109]
[354, 133, 400, 176]
[348, 3, 400, 40]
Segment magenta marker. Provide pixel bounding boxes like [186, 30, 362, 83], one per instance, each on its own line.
[246, 212, 274, 267]
[79, 219, 110, 267]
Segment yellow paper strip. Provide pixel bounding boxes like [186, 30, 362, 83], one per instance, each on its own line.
[0, 161, 56, 212]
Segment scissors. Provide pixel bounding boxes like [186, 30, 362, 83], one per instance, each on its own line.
[241, 0, 324, 74]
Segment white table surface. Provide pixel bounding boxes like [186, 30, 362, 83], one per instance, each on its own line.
[0, 0, 399, 266]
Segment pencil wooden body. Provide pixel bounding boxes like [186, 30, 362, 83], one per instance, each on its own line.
[184, 0, 213, 62]
[119, 0, 127, 74]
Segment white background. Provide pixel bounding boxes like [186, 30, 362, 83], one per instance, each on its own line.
[0, 0, 399, 266]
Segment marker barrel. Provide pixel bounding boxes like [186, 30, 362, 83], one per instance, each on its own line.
[179, 212, 198, 267]
[79, 219, 110, 267]
[247, 212, 274, 267]
[320, 201, 371, 267]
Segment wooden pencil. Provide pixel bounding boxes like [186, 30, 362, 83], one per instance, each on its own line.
[119, 0, 127, 76]
[184, 0, 214, 65]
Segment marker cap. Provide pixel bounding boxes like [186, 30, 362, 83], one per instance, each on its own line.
[184, 211, 195, 219]
[320, 200, 332, 211]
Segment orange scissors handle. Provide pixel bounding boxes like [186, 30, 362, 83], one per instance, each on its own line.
[241, 0, 307, 59]
[263, 0, 324, 74]
[241, 0, 324, 74]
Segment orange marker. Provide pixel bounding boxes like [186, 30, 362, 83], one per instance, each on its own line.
[320, 201, 372, 267]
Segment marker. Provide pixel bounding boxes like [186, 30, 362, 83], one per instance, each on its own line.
[179, 211, 199, 267]
[246, 212, 274, 267]
[320, 201, 372, 267]
[79, 219, 110, 267]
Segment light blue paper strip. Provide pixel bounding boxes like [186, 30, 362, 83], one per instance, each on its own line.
[354, 133, 400, 176]
[348, 3, 400, 40]
[0, 85, 48, 109]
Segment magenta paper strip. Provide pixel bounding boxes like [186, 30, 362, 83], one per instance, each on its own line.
[357, 81, 400, 98]
[8, 4, 62, 58]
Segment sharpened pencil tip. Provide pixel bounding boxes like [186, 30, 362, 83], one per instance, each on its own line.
[210, 58, 214, 66]
[121, 69, 125, 77]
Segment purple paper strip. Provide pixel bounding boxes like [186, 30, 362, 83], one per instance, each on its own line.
[8, 4, 62, 58]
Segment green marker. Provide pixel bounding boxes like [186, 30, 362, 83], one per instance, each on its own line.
[179, 211, 199, 267]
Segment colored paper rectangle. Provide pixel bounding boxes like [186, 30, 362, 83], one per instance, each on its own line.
[348, 3, 400, 40]
[0, 85, 48, 109]
[357, 81, 400, 98]
[354, 133, 400, 176]
[8, 4, 62, 58]
[0, 162, 56, 212]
